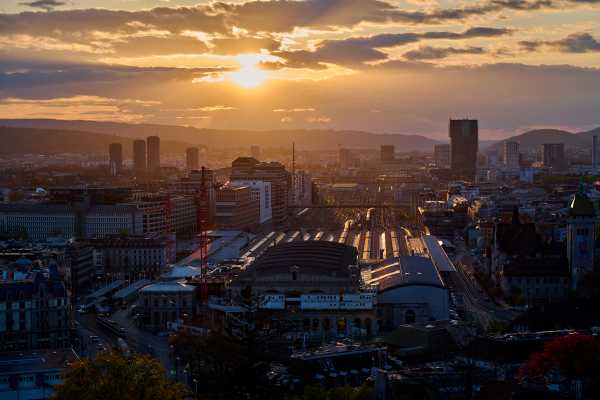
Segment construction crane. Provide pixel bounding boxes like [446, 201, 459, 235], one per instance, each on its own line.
[196, 166, 210, 302]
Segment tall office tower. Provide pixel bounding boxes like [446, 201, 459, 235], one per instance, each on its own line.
[433, 144, 450, 168]
[231, 157, 290, 226]
[147, 135, 161, 173]
[133, 139, 147, 173]
[380, 145, 395, 162]
[250, 145, 261, 160]
[593, 135, 598, 173]
[503, 140, 520, 170]
[449, 119, 478, 180]
[542, 143, 566, 170]
[186, 147, 199, 171]
[108, 143, 123, 176]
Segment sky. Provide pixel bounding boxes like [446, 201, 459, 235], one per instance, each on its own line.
[1, 0, 600, 140]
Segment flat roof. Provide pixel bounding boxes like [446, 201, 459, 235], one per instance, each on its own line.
[113, 279, 151, 299]
[140, 280, 195, 293]
[369, 256, 445, 291]
[422, 235, 457, 273]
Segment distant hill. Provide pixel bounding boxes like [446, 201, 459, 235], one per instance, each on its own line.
[0, 126, 194, 156]
[486, 128, 597, 154]
[0, 119, 442, 152]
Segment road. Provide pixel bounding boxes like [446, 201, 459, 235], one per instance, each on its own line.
[446, 242, 518, 330]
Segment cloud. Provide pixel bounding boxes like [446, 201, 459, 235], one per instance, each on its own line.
[521, 33, 600, 53]
[402, 46, 485, 60]
[193, 105, 237, 111]
[0, 60, 225, 90]
[266, 27, 510, 69]
[209, 36, 281, 55]
[0, 95, 158, 122]
[19, 0, 64, 11]
[272, 108, 316, 112]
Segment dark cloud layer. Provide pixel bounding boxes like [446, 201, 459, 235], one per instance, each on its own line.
[403, 46, 485, 60]
[265, 27, 510, 69]
[19, 0, 64, 11]
[521, 33, 600, 53]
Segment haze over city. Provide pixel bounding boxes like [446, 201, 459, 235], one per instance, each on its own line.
[2, 2, 600, 400]
[2, 0, 600, 138]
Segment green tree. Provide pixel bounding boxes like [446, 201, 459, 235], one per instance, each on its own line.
[52, 351, 189, 400]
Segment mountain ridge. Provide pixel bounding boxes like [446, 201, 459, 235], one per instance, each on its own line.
[0, 119, 442, 152]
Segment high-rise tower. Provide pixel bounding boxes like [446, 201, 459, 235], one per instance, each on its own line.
[449, 119, 478, 180]
[108, 143, 123, 176]
[147, 136, 160, 173]
[133, 140, 146, 174]
[186, 147, 199, 171]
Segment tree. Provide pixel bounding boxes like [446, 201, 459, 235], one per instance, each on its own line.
[520, 333, 600, 396]
[170, 286, 295, 399]
[52, 351, 189, 400]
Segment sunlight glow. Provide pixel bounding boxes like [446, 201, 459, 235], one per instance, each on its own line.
[226, 54, 272, 88]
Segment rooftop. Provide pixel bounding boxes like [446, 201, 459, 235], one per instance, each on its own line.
[369, 256, 445, 291]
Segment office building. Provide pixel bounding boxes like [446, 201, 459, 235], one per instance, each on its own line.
[64, 242, 95, 297]
[541, 143, 566, 170]
[133, 139, 147, 173]
[503, 141, 520, 170]
[291, 170, 313, 206]
[140, 281, 196, 331]
[449, 119, 478, 180]
[108, 143, 123, 176]
[147, 135, 160, 173]
[434, 144, 450, 168]
[215, 186, 259, 231]
[229, 180, 272, 223]
[380, 145, 395, 162]
[231, 157, 290, 226]
[186, 147, 199, 171]
[90, 235, 167, 279]
[250, 145, 261, 160]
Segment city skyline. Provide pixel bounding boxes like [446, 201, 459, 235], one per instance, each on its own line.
[1, 0, 600, 139]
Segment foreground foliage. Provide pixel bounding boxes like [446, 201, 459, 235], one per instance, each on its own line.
[52, 352, 189, 400]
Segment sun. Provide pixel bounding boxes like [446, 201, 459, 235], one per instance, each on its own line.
[226, 54, 271, 88]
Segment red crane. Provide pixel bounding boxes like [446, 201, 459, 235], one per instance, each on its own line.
[196, 166, 210, 301]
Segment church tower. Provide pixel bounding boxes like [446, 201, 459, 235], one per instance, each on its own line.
[567, 184, 597, 289]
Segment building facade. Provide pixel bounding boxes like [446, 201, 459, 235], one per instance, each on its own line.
[146, 136, 161, 173]
[503, 141, 520, 170]
[449, 119, 478, 181]
[231, 157, 289, 226]
[133, 139, 146, 174]
[186, 147, 199, 171]
[434, 144, 450, 168]
[0, 269, 69, 351]
[215, 186, 259, 231]
[108, 143, 123, 176]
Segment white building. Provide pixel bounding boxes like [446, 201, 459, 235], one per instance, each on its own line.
[230, 180, 272, 223]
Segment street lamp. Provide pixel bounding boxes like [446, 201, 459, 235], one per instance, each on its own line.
[192, 378, 198, 397]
